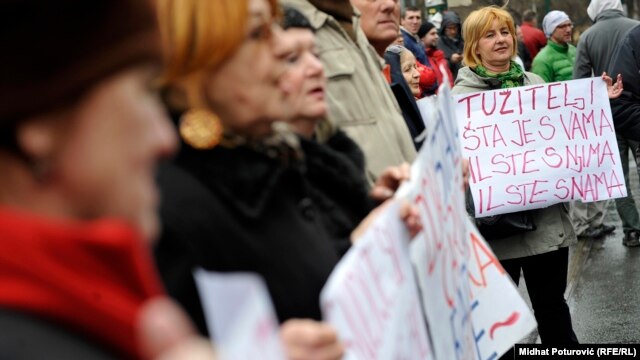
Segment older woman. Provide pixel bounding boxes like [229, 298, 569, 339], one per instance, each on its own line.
[0, 0, 215, 358]
[154, 1, 417, 359]
[451, 6, 579, 346]
[384, 45, 425, 150]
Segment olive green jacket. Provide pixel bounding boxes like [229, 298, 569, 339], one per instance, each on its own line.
[279, 0, 417, 184]
[452, 66, 577, 260]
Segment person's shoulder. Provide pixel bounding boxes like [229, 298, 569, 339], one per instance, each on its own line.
[279, 0, 329, 31]
[627, 23, 640, 38]
[524, 71, 545, 85]
[451, 67, 486, 94]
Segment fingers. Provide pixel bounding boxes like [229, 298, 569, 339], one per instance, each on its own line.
[370, 163, 411, 202]
[137, 297, 200, 359]
[369, 186, 394, 202]
[461, 158, 470, 190]
[399, 201, 423, 238]
[281, 319, 344, 360]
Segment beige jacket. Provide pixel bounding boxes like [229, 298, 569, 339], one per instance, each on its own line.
[279, 0, 416, 184]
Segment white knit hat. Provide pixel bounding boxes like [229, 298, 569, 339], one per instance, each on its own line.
[542, 10, 571, 38]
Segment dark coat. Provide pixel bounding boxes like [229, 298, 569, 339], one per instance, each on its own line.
[437, 12, 464, 80]
[400, 27, 429, 66]
[609, 25, 640, 140]
[154, 130, 373, 335]
[518, 41, 532, 71]
[0, 310, 118, 360]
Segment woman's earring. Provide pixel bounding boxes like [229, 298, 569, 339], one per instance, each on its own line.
[179, 109, 223, 150]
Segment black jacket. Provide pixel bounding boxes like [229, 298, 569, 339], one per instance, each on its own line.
[437, 12, 464, 80]
[0, 310, 117, 359]
[609, 25, 640, 139]
[154, 130, 373, 335]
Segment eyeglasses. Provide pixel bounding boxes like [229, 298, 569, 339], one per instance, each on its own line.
[556, 23, 573, 30]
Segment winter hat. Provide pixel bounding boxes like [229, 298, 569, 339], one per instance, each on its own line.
[0, 0, 161, 124]
[587, 0, 624, 22]
[417, 22, 437, 39]
[542, 10, 571, 38]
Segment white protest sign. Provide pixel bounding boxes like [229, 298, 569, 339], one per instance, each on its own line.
[394, 84, 536, 360]
[193, 270, 284, 360]
[320, 201, 434, 360]
[454, 77, 626, 217]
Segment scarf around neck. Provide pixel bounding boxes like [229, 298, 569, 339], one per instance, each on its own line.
[0, 207, 164, 359]
[474, 60, 524, 89]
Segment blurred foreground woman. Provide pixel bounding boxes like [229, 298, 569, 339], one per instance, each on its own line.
[155, 1, 417, 359]
[0, 0, 214, 359]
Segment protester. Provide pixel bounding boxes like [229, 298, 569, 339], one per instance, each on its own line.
[349, 0, 399, 57]
[278, 5, 404, 246]
[437, 11, 464, 80]
[520, 9, 547, 59]
[0, 0, 216, 358]
[452, 6, 579, 349]
[154, 3, 419, 360]
[531, 10, 576, 82]
[418, 21, 454, 88]
[533, 10, 620, 240]
[280, 0, 416, 184]
[399, 5, 429, 66]
[351, 0, 434, 122]
[575, 0, 638, 246]
[384, 45, 425, 149]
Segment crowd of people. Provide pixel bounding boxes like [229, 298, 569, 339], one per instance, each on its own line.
[0, 0, 638, 358]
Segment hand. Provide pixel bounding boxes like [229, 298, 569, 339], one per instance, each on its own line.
[350, 200, 423, 243]
[370, 163, 411, 202]
[400, 201, 423, 238]
[281, 319, 344, 360]
[451, 53, 463, 64]
[603, 72, 623, 99]
[138, 297, 217, 360]
[461, 158, 470, 191]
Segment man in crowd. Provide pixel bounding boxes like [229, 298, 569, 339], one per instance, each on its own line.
[418, 21, 453, 88]
[350, 0, 400, 57]
[279, 0, 416, 183]
[576, 0, 640, 246]
[533, 10, 615, 240]
[437, 11, 464, 80]
[531, 10, 576, 82]
[399, 6, 429, 66]
[520, 9, 547, 59]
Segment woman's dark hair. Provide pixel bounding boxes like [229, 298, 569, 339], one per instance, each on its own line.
[281, 5, 314, 31]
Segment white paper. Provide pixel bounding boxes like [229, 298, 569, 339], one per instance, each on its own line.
[453, 77, 626, 217]
[320, 201, 434, 360]
[193, 270, 285, 360]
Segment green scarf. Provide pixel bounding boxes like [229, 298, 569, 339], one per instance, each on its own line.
[474, 61, 524, 89]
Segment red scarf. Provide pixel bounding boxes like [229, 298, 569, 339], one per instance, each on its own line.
[0, 207, 164, 359]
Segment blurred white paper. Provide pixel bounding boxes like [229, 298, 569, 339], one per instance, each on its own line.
[320, 201, 434, 360]
[193, 270, 285, 360]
